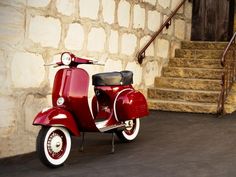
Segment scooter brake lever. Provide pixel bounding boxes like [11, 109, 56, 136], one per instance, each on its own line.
[44, 63, 57, 67]
[94, 63, 105, 66]
[92, 60, 105, 66]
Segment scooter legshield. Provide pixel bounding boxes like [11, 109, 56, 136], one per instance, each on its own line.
[33, 107, 80, 136]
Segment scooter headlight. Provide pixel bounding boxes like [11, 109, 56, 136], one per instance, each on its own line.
[57, 97, 65, 106]
[61, 53, 72, 66]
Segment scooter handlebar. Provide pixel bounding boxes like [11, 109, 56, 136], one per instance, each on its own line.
[73, 57, 105, 65]
[45, 53, 104, 67]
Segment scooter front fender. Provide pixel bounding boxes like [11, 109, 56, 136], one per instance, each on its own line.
[33, 107, 80, 136]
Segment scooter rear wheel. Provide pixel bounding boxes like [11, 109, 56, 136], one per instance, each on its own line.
[116, 118, 140, 142]
[36, 126, 71, 168]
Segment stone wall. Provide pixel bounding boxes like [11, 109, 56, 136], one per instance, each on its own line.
[0, 0, 192, 158]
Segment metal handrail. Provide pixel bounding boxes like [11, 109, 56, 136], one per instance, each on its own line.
[217, 32, 236, 114]
[137, 0, 188, 64]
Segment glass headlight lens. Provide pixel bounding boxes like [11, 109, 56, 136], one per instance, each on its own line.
[57, 97, 65, 106]
[61, 53, 72, 65]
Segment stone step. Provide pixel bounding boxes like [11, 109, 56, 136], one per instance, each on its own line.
[148, 88, 220, 103]
[155, 77, 222, 91]
[169, 58, 222, 69]
[162, 67, 223, 80]
[181, 41, 227, 50]
[175, 49, 225, 59]
[148, 99, 217, 113]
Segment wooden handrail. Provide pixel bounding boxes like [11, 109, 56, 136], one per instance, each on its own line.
[217, 32, 236, 115]
[137, 0, 189, 64]
[221, 33, 236, 66]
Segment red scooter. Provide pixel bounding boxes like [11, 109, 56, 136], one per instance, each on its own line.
[33, 52, 149, 168]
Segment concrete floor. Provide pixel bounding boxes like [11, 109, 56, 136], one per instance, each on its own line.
[1, 111, 236, 177]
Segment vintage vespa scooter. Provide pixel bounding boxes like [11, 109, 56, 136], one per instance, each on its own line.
[33, 52, 149, 168]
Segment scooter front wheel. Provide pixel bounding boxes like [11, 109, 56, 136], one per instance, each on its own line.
[116, 118, 140, 142]
[36, 126, 71, 168]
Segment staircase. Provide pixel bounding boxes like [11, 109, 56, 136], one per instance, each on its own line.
[148, 41, 228, 114]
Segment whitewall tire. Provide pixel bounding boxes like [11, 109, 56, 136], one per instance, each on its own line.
[36, 126, 71, 168]
[116, 118, 140, 142]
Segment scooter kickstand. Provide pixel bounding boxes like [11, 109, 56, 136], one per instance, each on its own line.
[80, 132, 85, 152]
[111, 132, 115, 154]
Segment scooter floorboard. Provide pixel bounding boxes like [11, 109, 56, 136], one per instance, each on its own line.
[98, 124, 125, 133]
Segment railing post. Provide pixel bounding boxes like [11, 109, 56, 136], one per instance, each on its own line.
[234, 40, 236, 81]
[221, 74, 225, 114]
[218, 32, 236, 115]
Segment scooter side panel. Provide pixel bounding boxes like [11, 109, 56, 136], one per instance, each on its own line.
[115, 90, 149, 121]
[33, 107, 80, 136]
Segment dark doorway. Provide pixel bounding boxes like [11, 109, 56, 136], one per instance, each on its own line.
[191, 0, 234, 41]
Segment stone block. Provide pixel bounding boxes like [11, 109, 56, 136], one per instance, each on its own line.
[148, 99, 217, 114]
[171, 0, 183, 13]
[27, 0, 50, 7]
[133, 4, 145, 29]
[79, 0, 99, 20]
[175, 49, 223, 59]
[11, 52, 45, 88]
[121, 33, 137, 55]
[225, 84, 236, 113]
[175, 19, 185, 40]
[65, 23, 84, 51]
[104, 59, 123, 72]
[149, 88, 219, 103]
[143, 0, 156, 6]
[162, 67, 222, 80]
[28, 15, 61, 48]
[170, 41, 181, 58]
[1, 0, 26, 7]
[0, 97, 16, 130]
[118, 0, 130, 28]
[158, 0, 170, 9]
[156, 39, 170, 58]
[0, 5, 24, 46]
[24, 95, 49, 133]
[102, 0, 115, 24]
[168, 58, 222, 69]
[109, 30, 119, 54]
[87, 27, 106, 52]
[125, 61, 142, 85]
[147, 10, 161, 32]
[186, 23, 191, 40]
[140, 36, 154, 57]
[184, 2, 192, 18]
[155, 77, 221, 91]
[0, 50, 7, 90]
[143, 61, 159, 86]
[166, 19, 174, 35]
[56, 0, 75, 16]
[162, 15, 174, 35]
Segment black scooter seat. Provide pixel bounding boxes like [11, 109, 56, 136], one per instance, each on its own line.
[92, 71, 133, 86]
